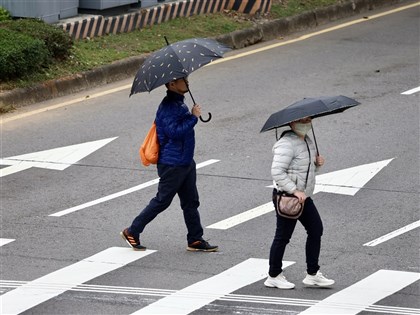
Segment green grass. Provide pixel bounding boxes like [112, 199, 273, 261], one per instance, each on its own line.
[0, 1, 341, 91]
[71, 12, 251, 68]
[270, 0, 340, 18]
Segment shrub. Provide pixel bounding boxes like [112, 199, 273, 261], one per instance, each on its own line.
[0, 28, 50, 80]
[0, 6, 11, 21]
[0, 19, 73, 60]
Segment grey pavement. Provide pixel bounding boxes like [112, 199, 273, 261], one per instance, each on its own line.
[0, 0, 407, 112]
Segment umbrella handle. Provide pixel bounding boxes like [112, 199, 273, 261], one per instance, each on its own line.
[199, 113, 212, 123]
[184, 78, 212, 123]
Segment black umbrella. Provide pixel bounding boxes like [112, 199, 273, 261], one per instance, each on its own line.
[130, 37, 231, 122]
[260, 95, 361, 154]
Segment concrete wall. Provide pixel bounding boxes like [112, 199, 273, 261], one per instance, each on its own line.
[0, 0, 78, 23]
[59, 0, 272, 40]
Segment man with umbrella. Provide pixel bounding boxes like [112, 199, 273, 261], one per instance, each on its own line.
[121, 38, 230, 251]
[121, 76, 218, 252]
[120, 38, 230, 251]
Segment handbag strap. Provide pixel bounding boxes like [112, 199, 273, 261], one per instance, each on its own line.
[303, 138, 311, 189]
[276, 130, 311, 191]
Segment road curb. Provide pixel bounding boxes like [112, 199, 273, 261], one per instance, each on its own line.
[0, 0, 406, 112]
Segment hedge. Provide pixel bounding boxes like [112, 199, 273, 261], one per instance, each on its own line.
[0, 6, 11, 21]
[0, 28, 50, 80]
[0, 19, 73, 60]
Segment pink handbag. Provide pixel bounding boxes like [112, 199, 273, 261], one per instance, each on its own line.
[275, 192, 304, 219]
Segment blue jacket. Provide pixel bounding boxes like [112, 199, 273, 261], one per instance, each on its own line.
[155, 90, 198, 166]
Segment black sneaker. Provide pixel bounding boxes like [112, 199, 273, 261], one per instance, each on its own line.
[187, 240, 218, 252]
[120, 228, 146, 251]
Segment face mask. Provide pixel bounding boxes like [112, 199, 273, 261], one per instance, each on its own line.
[293, 122, 312, 137]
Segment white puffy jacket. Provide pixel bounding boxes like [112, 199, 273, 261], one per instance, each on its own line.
[271, 131, 318, 196]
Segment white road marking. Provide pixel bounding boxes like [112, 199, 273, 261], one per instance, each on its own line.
[0, 164, 34, 177]
[0, 137, 117, 177]
[401, 86, 420, 95]
[0, 238, 15, 247]
[49, 159, 220, 217]
[0, 280, 175, 297]
[0, 247, 155, 315]
[208, 159, 393, 230]
[207, 202, 273, 230]
[131, 259, 294, 315]
[299, 270, 420, 315]
[313, 159, 394, 196]
[2, 273, 419, 315]
[363, 220, 420, 247]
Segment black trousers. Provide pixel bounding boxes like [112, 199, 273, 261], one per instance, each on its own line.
[268, 192, 323, 277]
[129, 160, 204, 244]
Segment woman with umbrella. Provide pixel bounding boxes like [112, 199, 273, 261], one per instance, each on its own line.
[264, 116, 335, 289]
[261, 95, 360, 289]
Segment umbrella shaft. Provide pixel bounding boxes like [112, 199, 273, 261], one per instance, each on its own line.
[311, 125, 320, 156]
[187, 88, 196, 105]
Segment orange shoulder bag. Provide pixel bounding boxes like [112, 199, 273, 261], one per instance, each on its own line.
[139, 121, 159, 166]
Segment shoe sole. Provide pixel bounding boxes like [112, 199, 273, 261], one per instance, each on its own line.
[186, 246, 218, 252]
[264, 280, 295, 289]
[120, 232, 146, 251]
[302, 281, 334, 288]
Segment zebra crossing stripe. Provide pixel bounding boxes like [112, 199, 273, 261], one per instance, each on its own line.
[131, 258, 295, 315]
[49, 159, 220, 217]
[0, 247, 155, 315]
[208, 159, 394, 230]
[1, 275, 419, 315]
[401, 86, 420, 95]
[363, 220, 420, 247]
[206, 202, 273, 230]
[299, 270, 420, 315]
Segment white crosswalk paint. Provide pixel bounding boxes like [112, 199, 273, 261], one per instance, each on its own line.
[401, 86, 420, 95]
[2, 273, 419, 315]
[313, 159, 394, 196]
[0, 238, 15, 247]
[0, 137, 117, 177]
[208, 159, 394, 230]
[0, 247, 155, 315]
[299, 270, 420, 315]
[49, 159, 220, 217]
[363, 220, 420, 246]
[207, 202, 273, 230]
[131, 259, 295, 315]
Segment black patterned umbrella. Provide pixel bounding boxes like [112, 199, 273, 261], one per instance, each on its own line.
[130, 38, 230, 95]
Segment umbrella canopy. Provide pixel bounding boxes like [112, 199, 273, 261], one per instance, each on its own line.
[260, 95, 360, 132]
[130, 38, 231, 96]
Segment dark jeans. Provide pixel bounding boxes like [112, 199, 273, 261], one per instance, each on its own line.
[128, 160, 204, 244]
[269, 193, 323, 277]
